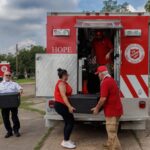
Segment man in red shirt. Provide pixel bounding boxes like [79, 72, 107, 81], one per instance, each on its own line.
[91, 66, 123, 150]
[92, 31, 113, 65]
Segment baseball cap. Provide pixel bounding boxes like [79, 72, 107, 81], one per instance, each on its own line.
[95, 66, 108, 75]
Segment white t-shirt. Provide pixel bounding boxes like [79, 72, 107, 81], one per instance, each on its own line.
[0, 80, 23, 93]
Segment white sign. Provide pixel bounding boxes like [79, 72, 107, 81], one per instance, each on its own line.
[125, 44, 145, 64]
[53, 29, 70, 36]
[125, 29, 142, 36]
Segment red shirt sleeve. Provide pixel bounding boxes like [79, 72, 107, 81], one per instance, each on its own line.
[100, 80, 109, 97]
[105, 38, 113, 50]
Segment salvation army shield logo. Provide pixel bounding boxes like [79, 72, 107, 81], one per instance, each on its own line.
[1, 66, 8, 72]
[125, 44, 145, 64]
[130, 48, 140, 60]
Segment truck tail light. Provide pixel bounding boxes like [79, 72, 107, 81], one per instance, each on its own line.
[139, 101, 146, 109]
[49, 100, 55, 108]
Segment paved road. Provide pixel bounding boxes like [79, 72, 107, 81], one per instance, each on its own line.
[2, 83, 149, 150]
[41, 122, 142, 150]
[0, 109, 47, 150]
[0, 83, 47, 150]
[21, 83, 35, 97]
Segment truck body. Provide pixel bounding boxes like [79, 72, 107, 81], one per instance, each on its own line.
[36, 12, 150, 129]
[0, 61, 10, 81]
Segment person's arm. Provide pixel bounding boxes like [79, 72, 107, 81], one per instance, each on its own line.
[91, 97, 106, 115]
[19, 89, 23, 95]
[58, 82, 75, 113]
[91, 80, 109, 115]
[106, 39, 114, 60]
[15, 83, 23, 95]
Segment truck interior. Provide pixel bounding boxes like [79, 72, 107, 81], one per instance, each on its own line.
[76, 22, 121, 95]
[77, 28, 115, 94]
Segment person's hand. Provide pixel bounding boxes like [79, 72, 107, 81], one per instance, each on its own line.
[20, 89, 23, 95]
[91, 106, 99, 115]
[69, 106, 76, 114]
[106, 52, 111, 60]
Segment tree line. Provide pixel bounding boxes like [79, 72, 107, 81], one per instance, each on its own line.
[102, 0, 150, 12]
[0, 46, 45, 79]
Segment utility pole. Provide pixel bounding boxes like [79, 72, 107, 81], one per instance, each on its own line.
[16, 44, 19, 79]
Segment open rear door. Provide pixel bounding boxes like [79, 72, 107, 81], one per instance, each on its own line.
[114, 29, 121, 86]
[36, 54, 77, 97]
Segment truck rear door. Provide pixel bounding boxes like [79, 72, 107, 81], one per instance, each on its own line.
[36, 54, 77, 97]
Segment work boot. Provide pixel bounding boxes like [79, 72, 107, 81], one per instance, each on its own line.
[5, 132, 13, 138]
[14, 132, 21, 137]
[103, 143, 110, 150]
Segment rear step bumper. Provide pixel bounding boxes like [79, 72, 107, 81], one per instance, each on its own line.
[44, 113, 149, 121]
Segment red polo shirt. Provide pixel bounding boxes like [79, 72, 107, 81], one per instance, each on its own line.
[92, 38, 113, 65]
[100, 76, 123, 117]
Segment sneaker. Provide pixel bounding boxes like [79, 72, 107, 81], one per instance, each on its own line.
[69, 140, 75, 145]
[61, 140, 76, 149]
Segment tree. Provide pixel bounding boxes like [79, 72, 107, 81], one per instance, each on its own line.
[117, 2, 130, 12]
[18, 49, 31, 78]
[0, 54, 7, 62]
[145, 0, 150, 12]
[6, 53, 16, 73]
[101, 0, 130, 13]
[0, 45, 45, 79]
[18, 46, 45, 78]
[29, 46, 45, 76]
[102, 0, 118, 12]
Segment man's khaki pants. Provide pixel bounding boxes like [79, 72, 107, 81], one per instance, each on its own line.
[104, 117, 122, 150]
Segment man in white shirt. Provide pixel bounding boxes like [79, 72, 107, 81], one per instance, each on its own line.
[0, 71, 23, 138]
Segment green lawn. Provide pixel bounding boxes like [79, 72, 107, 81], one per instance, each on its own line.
[14, 78, 35, 84]
[0, 114, 2, 125]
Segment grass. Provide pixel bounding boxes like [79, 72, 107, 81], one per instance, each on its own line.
[34, 128, 53, 150]
[20, 101, 45, 115]
[20, 95, 45, 115]
[0, 114, 2, 125]
[14, 78, 35, 84]
[20, 95, 51, 150]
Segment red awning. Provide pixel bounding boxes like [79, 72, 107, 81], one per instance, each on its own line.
[75, 19, 123, 29]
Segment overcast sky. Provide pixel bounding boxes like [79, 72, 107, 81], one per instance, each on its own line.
[0, 0, 147, 53]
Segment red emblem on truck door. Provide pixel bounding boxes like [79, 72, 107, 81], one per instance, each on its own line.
[130, 48, 140, 60]
[125, 44, 145, 64]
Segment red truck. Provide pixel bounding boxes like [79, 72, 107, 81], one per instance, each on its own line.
[0, 61, 10, 81]
[36, 12, 150, 129]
